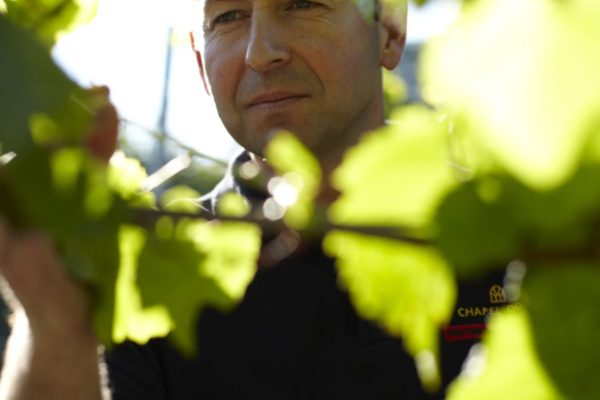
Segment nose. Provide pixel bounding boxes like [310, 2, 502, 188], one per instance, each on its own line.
[245, 13, 291, 72]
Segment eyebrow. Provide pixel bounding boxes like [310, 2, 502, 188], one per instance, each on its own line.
[203, 0, 235, 30]
[204, 0, 239, 9]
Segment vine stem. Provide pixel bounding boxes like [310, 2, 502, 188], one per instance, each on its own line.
[131, 207, 430, 245]
[120, 118, 229, 167]
[133, 208, 600, 262]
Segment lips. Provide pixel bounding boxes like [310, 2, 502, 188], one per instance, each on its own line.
[246, 92, 307, 109]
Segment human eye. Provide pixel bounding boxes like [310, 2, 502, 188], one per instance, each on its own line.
[209, 10, 246, 29]
[286, 0, 321, 10]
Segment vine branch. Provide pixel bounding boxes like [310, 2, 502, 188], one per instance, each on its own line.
[131, 207, 430, 245]
[120, 118, 229, 167]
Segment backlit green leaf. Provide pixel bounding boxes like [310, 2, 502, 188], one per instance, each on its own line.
[436, 166, 600, 277]
[215, 192, 250, 217]
[136, 218, 260, 353]
[107, 151, 155, 208]
[525, 263, 600, 400]
[192, 221, 261, 299]
[160, 184, 202, 213]
[447, 308, 563, 400]
[265, 131, 322, 229]
[4, 0, 98, 46]
[435, 179, 520, 276]
[421, 0, 600, 189]
[323, 230, 456, 391]
[0, 15, 91, 153]
[329, 105, 456, 229]
[113, 225, 173, 344]
[383, 69, 407, 118]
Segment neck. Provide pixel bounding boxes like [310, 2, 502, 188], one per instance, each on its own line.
[319, 101, 386, 176]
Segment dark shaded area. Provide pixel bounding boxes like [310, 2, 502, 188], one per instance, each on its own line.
[0, 300, 9, 366]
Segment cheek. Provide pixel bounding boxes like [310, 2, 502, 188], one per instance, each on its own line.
[204, 42, 245, 106]
[207, 60, 233, 104]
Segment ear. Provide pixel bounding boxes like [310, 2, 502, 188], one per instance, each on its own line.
[190, 31, 211, 96]
[378, 16, 406, 70]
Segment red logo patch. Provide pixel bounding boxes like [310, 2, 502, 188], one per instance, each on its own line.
[443, 323, 487, 342]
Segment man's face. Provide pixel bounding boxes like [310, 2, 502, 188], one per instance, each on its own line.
[201, 0, 401, 163]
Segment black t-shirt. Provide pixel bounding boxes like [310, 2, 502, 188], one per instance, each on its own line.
[106, 243, 504, 399]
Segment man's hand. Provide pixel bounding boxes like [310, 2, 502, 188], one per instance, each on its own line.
[0, 226, 109, 400]
[0, 228, 93, 343]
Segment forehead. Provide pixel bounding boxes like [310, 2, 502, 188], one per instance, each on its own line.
[200, 0, 407, 21]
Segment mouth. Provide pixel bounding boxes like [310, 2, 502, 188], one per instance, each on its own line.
[247, 92, 308, 110]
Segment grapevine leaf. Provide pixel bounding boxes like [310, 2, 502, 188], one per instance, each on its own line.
[0, 15, 90, 153]
[447, 308, 563, 400]
[194, 221, 261, 300]
[107, 151, 155, 208]
[215, 192, 250, 217]
[436, 166, 600, 277]
[329, 105, 456, 229]
[65, 212, 123, 346]
[383, 69, 408, 118]
[507, 165, 600, 254]
[420, 0, 600, 189]
[0, 19, 127, 344]
[160, 184, 201, 213]
[2, 147, 131, 344]
[434, 179, 520, 276]
[265, 132, 321, 229]
[136, 218, 261, 354]
[510, 165, 600, 232]
[525, 263, 600, 400]
[323, 231, 456, 391]
[113, 225, 172, 344]
[136, 219, 230, 354]
[4, 0, 98, 46]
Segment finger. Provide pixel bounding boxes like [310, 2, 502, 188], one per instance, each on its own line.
[7, 231, 59, 306]
[8, 231, 92, 337]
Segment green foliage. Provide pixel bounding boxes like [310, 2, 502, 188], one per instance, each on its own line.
[382, 69, 408, 118]
[0, 15, 90, 154]
[0, 12, 261, 353]
[113, 225, 172, 344]
[435, 165, 600, 276]
[3, 0, 98, 46]
[323, 231, 455, 391]
[136, 218, 261, 353]
[326, 0, 600, 396]
[420, 0, 600, 190]
[108, 151, 156, 208]
[525, 263, 600, 400]
[329, 105, 456, 229]
[160, 185, 201, 213]
[265, 132, 322, 229]
[216, 192, 250, 217]
[4, 0, 600, 398]
[446, 308, 563, 400]
[433, 179, 520, 276]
